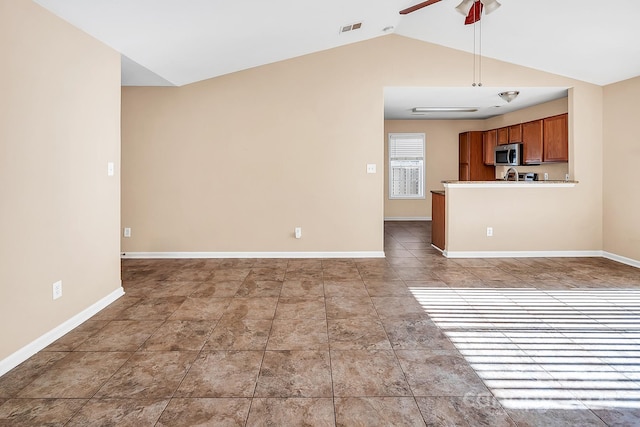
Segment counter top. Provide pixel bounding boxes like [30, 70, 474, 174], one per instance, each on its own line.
[430, 190, 445, 195]
[442, 180, 578, 188]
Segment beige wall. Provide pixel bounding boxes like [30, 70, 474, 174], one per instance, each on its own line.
[384, 99, 570, 219]
[603, 76, 640, 262]
[0, 1, 121, 360]
[122, 35, 603, 256]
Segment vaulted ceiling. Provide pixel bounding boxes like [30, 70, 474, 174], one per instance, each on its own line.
[34, 0, 640, 88]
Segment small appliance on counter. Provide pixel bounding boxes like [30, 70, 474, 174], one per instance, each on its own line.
[519, 172, 538, 181]
[504, 170, 538, 181]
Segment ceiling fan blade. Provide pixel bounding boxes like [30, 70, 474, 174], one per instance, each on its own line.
[399, 0, 443, 15]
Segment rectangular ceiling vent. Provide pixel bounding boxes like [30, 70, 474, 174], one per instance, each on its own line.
[340, 22, 362, 34]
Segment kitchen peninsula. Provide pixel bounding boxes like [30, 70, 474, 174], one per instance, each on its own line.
[432, 179, 585, 258]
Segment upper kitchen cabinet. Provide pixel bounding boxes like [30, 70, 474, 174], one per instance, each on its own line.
[508, 124, 522, 143]
[543, 113, 569, 162]
[521, 119, 544, 165]
[459, 131, 495, 181]
[483, 129, 497, 165]
[497, 127, 509, 145]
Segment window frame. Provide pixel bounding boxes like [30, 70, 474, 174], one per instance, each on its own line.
[388, 133, 426, 200]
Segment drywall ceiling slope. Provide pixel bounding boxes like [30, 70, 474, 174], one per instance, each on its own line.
[33, 0, 640, 87]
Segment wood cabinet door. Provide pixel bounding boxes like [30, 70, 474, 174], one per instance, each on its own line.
[497, 127, 509, 145]
[508, 124, 522, 143]
[459, 163, 470, 181]
[459, 132, 470, 164]
[543, 114, 568, 162]
[431, 193, 446, 251]
[522, 119, 543, 164]
[483, 129, 497, 165]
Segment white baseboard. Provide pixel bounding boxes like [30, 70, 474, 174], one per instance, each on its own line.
[384, 217, 431, 221]
[603, 251, 640, 269]
[0, 286, 125, 377]
[443, 250, 604, 259]
[121, 251, 386, 259]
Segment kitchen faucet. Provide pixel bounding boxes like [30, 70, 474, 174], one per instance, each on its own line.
[505, 167, 518, 181]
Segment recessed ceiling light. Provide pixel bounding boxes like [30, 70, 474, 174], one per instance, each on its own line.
[412, 107, 479, 113]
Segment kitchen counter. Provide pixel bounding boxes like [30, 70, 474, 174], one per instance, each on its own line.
[442, 180, 578, 188]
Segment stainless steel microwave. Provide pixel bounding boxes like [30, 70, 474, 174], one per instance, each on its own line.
[494, 143, 522, 166]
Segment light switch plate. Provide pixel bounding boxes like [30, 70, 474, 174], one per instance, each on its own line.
[366, 164, 376, 174]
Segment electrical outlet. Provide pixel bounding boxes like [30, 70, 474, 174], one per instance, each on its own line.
[544, 173, 549, 181]
[486, 227, 493, 237]
[295, 227, 302, 239]
[52, 280, 62, 300]
[107, 162, 115, 176]
[123, 227, 131, 238]
[565, 173, 570, 181]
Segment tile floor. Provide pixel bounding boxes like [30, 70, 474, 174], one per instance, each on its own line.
[1, 221, 640, 425]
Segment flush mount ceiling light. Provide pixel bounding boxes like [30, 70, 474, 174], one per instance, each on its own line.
[498, 91, 520, 103]
[412, 107, 479, 113]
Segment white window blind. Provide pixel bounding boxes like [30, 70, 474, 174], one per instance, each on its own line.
[389, 133, 425, 199]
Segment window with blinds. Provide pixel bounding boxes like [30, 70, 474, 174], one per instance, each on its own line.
[388, 133, 425, 199]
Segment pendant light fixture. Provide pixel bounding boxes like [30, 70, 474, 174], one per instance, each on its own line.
[498, 91, 520, 103]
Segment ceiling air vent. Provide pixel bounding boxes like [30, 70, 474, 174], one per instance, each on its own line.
[340, 22, 362, 34]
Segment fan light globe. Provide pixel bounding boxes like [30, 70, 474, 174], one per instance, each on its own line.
[481, 0, 502, 14]
[455, 0, 475, 15]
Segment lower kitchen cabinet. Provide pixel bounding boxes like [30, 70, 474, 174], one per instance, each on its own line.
[431, 191, 445, 251]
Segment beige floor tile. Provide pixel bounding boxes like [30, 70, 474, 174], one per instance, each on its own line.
[0, 352, 68, 398]
[396, 350, 490, 397]
[18, 352, 131, 398]
[223, 297, 279, 320]
[255, 351, 332, 398]
[325, 297, 378, 319]
[331, 350, 411, 397]
[95, 351, 197, 399]
[67, 398, 169, 426]
[0, 398, 86, 426]
[156, 398, 251, 426]
[141, 320, 216, 351]
[335, 397, 426, 427]
[328, 318, 392, 350]
[246, 398, 335, 426]
[176, 351, 263, 398]
[169, 296, 232, 321]
[267, 318, 329, 350]
[75, 320, 163, 351]
[204, 318, 272, 350]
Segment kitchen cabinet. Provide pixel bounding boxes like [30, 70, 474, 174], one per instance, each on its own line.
[521, 119, 543, 164]
[431, 191, 445, 251]
[497, 127, 509, 145]
[508, 124, 522, 143]
[482, 129, 497, 165]
[543, 113, 568, 162]
[459, 131, 495, 181]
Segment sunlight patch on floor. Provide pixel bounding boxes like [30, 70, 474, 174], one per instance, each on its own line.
[410, 287, 640, 410]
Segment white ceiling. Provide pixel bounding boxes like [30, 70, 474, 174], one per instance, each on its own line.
[33, 0, 640, 118]
[385, 87, 569, 120]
